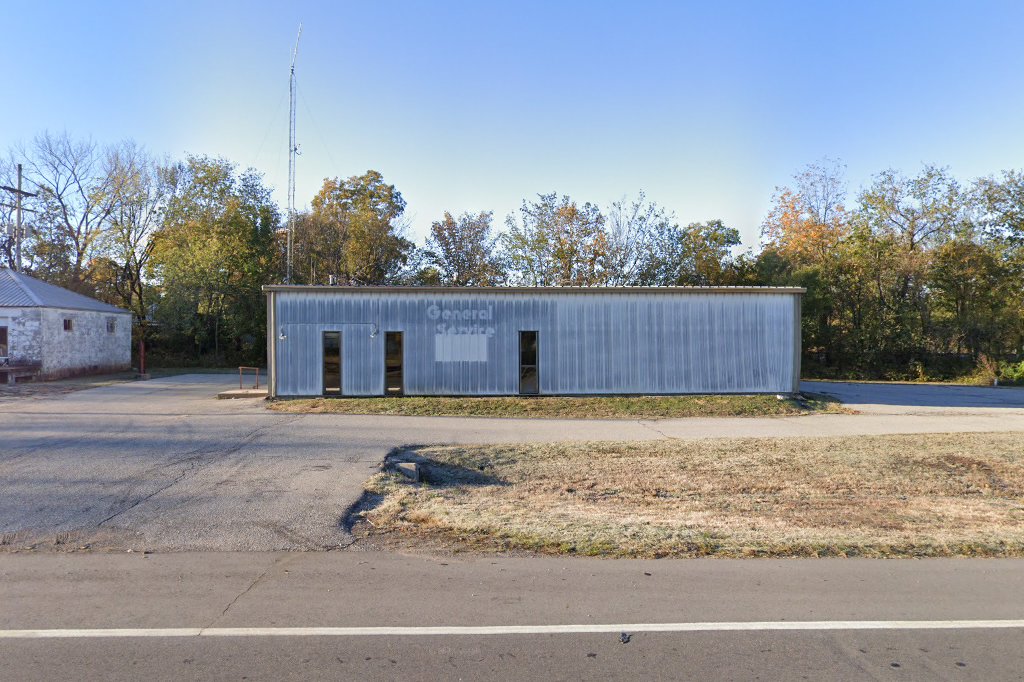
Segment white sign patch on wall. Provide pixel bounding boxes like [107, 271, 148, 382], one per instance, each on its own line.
[434, 333, 489, 362]
[428, 303, 495, 362]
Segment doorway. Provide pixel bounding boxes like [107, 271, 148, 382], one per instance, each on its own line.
[519, 331, 538, 395]
[323, 331, 341, 395]
[385, 331, 403, 395]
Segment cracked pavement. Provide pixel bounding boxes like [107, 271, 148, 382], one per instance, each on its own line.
[2, 375, 1023, 552]
[0, 376, 389, 551]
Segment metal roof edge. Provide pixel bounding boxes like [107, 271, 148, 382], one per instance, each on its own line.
[9, 270, 43, 306]
[0, 301, 133, 313]
[0, 268, 132, 313]
[35, 303, 133, 314]
[262, 285, 807, 295]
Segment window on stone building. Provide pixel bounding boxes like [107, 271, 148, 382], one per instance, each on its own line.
[107, 318, 116, 334]
[63, 319, 74, 332]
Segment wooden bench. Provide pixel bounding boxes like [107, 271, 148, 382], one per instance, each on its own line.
[0, 361, 42, 385]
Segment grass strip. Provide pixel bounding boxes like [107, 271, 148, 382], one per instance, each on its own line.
[358, 432, 1024, 558]
[270, 393, 846, 419]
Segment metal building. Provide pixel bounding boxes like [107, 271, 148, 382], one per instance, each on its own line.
[264, 286, 804, 398]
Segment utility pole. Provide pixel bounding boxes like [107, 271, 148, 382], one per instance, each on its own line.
[0, 164, 37, 272]
[286, 24, 302, 285]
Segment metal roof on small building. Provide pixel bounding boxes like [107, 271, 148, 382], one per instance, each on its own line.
[0, 268, 129, 314]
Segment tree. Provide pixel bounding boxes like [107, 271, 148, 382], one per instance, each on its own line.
[93, 142, 170, 366]
[761, 159, 850, 265]
[424, 211, 503, 286]
[603, 192, 674, 285]
[10, 131, 119, 291]
[978, 170, 1024, 245]
[928, 236, 1014, 357]
[976, 171, 1024, 354]
[760, 160, 857, 367]
[149, 156, 279, 362]
[304, 170, 414, 284]
[856, 165, 969, 362]
[501, 193, 608, 286]
[650, 220, 742, 286]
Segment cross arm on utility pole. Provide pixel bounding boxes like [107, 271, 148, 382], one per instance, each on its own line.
[0, 185, 36, 198]
[0, 165, 38, 271]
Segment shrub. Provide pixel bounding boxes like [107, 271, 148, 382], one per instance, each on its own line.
[999, 360, 1024, 386]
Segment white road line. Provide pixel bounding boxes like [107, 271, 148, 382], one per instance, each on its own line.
[1, 621, 1023, 639]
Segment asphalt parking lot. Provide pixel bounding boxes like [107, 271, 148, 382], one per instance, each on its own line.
[2, 376, 1023, 552]
[0, 376, 389, 551]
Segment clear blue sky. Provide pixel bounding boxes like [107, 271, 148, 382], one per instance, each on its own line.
[4, 0, 1023, 247]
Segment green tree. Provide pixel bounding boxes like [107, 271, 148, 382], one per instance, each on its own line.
[305, 170, 414, 284]
[149, 156, 279, 363]
[501, 193, 608, 286]
[425, 211, 504, 286]
[652, 219, 742, 286]
[95, 142, 170, 364]
[976, 171, 1024, 354]
[928, 236, 1013, 357]
[856, 165, 968, 363]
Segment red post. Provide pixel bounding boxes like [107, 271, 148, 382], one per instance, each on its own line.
[237, 366, 261, 390]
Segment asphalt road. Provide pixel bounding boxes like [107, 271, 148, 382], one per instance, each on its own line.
[2, 375, 1024, 552]
[1, 552, 1022, 680]
[802, 380, 1024, 415]
[3, 377, 1024, 678]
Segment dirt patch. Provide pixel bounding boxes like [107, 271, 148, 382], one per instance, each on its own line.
[352, 432, 1024, 558]
[270, 392, 849, 419]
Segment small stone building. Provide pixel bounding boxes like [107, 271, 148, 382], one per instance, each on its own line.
[0, 268, 132, 383]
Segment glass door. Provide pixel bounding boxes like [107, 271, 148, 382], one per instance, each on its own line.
[323, 331, 341, 395]
[385, 331, 403, 395]
[519, 331, 538, 395]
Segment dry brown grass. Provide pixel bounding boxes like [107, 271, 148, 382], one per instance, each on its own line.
[271, 393, 848, 419]
[359, 432, 1024, 558]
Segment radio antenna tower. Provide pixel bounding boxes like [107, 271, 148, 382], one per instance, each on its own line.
[286, 24, 302, 284]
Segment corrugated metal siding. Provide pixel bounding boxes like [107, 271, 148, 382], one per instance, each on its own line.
[272, 290, 798, 396]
